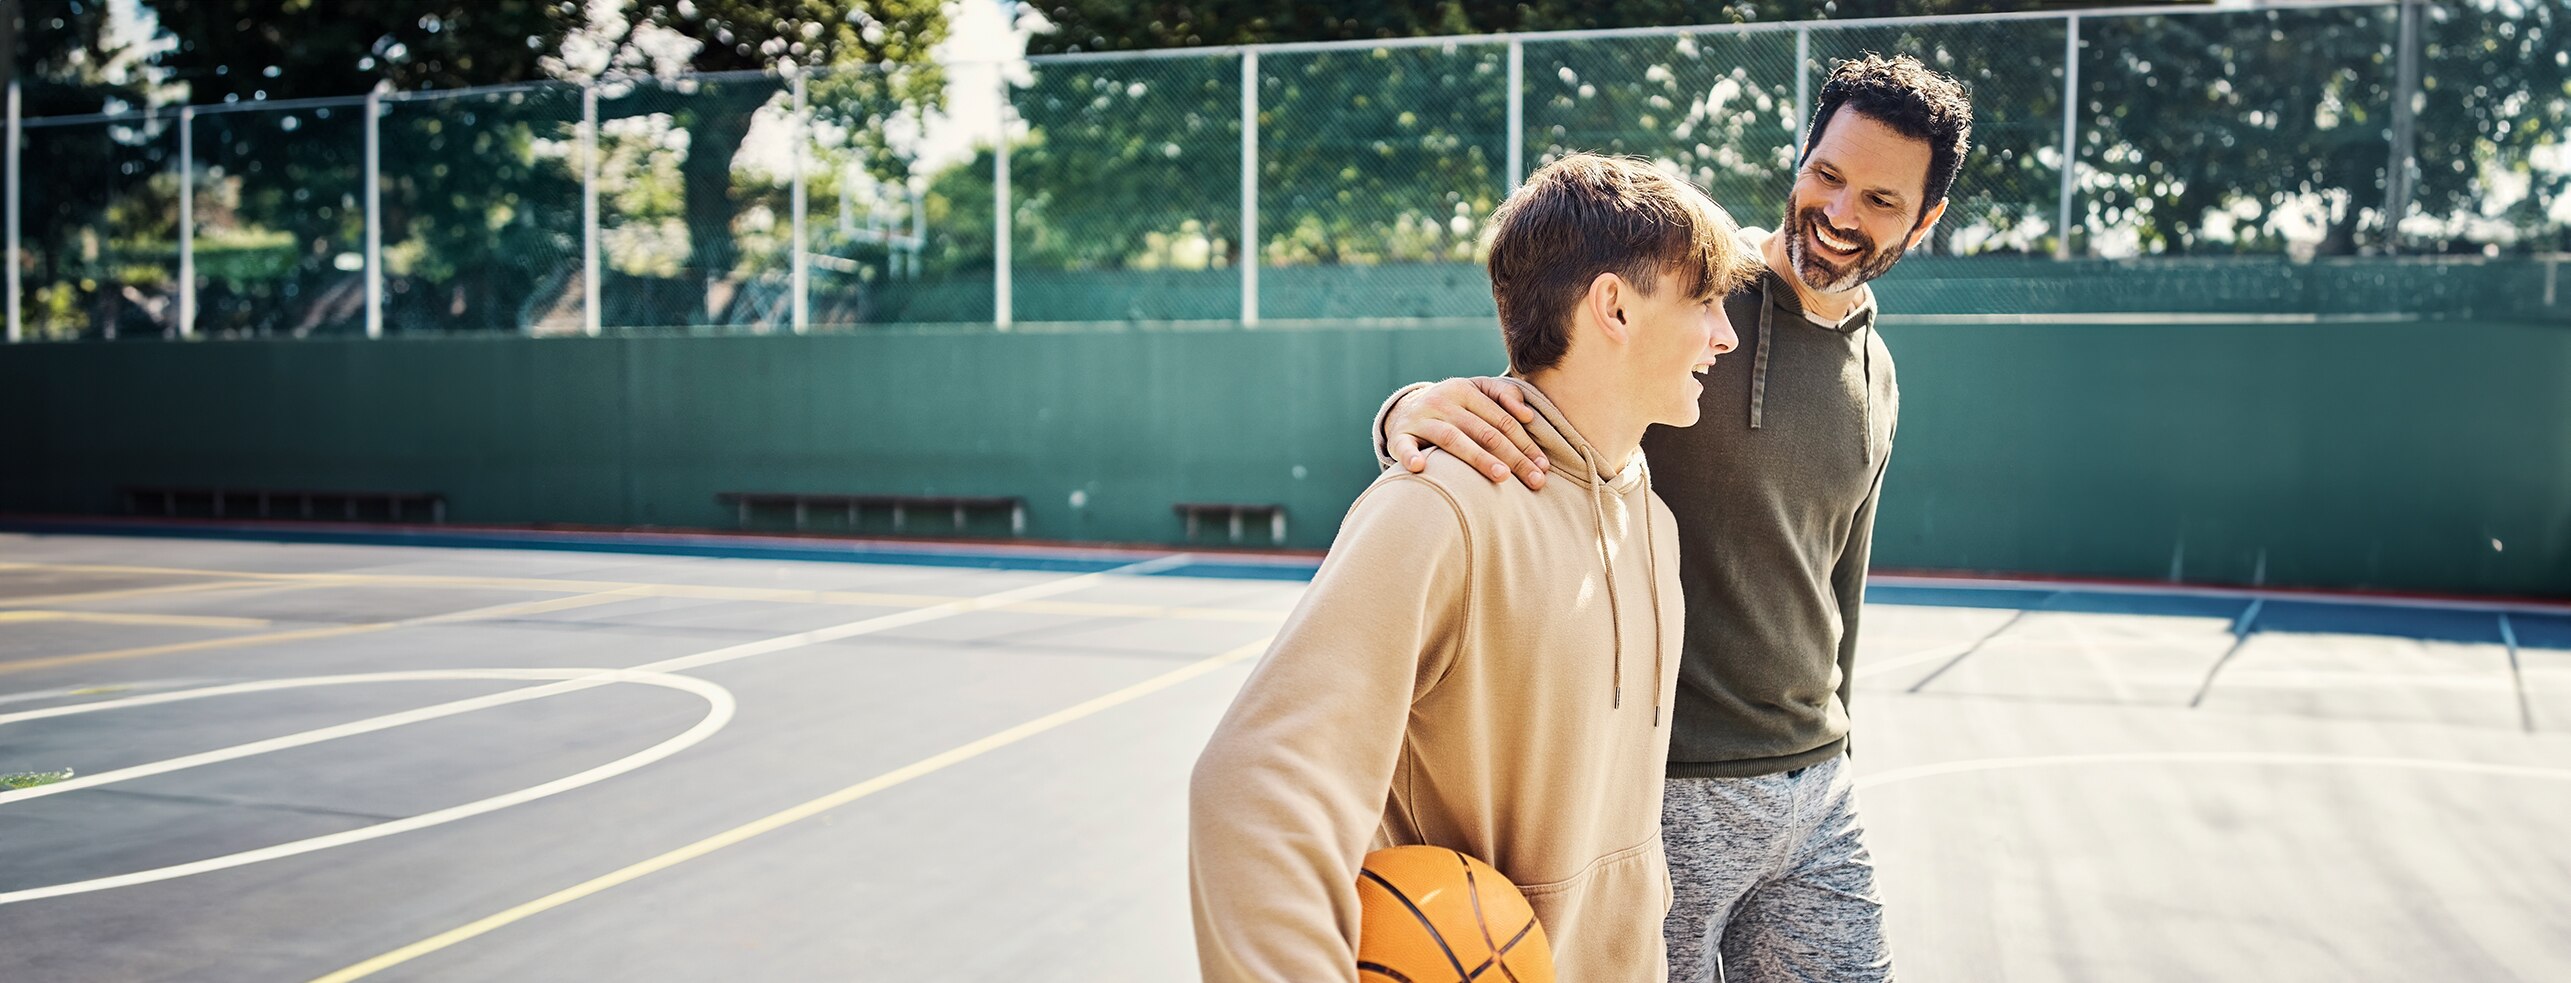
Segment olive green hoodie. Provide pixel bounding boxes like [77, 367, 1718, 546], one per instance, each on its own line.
[1190, 378, 1685, 983]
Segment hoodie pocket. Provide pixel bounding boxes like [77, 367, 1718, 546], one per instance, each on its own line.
[1514, 835, 1673, 978]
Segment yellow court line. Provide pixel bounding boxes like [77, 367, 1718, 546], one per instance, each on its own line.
[0, 578, 290, 609]
[0, 610, 273, 629]
[8, 561, 1291, 624]
[0, 590, 649, 677]
[306, 634, 1273, 983]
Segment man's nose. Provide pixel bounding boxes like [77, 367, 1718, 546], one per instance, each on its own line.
[1821, 188, 1858, 229]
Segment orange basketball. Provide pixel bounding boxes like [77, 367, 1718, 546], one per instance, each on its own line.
[1356, 845, 1554, 983]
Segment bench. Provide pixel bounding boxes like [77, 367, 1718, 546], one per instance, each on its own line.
[717, 492, 1026, 536]
[120, 486, 447, 524]
[1173, 501, 1287, 545]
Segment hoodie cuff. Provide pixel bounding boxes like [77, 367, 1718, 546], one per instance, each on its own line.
[1371, 381, 1436, 470]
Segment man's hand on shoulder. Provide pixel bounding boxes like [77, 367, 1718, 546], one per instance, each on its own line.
[1386, 377, 1549, 491]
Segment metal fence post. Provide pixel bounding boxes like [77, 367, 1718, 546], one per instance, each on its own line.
[1240, 50, 1258, 328]
[2384, 0, 2421, 254]
[5, 80, 17, 344]
[790, 72, 809, 334]
[1505, 39, 1523, 186]
[582, 83, 601, 337]
[1793, 27, 1810, 152]
[364, 90, 383, 338]
[995, 63, 1012, 330]
[2057, 15, 2081, 261]
[179, 106, 195, 338]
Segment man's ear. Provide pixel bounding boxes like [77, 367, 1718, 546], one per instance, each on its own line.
[1905, 197, 1950, 250]
[1586, 272, 1631, 345]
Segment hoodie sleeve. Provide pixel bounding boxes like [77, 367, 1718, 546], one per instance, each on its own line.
[1190, 474, 1471, 983]
[1831, 465, 1885, 752]
[1368, 381, 1436, 470]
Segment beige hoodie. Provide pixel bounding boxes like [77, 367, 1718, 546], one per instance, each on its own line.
[1190, 378, 1686, 983]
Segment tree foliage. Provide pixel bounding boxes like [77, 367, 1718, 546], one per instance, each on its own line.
[1004, 0, 2571, 261]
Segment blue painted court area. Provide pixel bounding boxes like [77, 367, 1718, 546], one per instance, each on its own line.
[2, 528, 2568, 981]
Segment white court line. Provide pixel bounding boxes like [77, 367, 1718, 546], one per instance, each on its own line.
[309, 634, 1272, 983]
[1857, 751, 2571, 790]
[0, 668, 735, 905]
[0, 555, 1190, 901]
[0, 554, 1188, 807]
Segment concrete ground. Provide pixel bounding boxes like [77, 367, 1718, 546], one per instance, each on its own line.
[1, 531, 2566, 982]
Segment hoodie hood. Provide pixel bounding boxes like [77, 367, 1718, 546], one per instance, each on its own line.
[1491, 376, 1648, 497]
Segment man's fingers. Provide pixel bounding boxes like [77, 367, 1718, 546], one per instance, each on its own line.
[1465, 394, 1549, 479]
[1389, 433, 1429, 473]
[1487, 379, 1539, 425]
[1421, 420, 1515, 483]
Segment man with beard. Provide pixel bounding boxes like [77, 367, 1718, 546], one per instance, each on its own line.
[1368, 54, 1973, 981]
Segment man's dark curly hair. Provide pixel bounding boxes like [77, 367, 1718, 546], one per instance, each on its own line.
[1803, 54, 1975, 218]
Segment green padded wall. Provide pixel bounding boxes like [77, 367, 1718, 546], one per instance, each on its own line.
[2, 315, 2564, 597]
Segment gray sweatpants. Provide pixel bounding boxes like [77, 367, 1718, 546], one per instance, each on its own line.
[1662, 755, 1894, 982]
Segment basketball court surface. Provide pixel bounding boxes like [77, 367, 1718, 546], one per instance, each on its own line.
[4, 528, 2568, 981]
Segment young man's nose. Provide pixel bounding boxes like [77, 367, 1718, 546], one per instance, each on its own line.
[1706, 309, 1738, 355]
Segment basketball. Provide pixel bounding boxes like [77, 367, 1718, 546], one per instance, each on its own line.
[1356, 846, 1555, 983]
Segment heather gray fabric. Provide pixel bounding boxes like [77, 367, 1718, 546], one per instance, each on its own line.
[1661, 756, 1893, 982]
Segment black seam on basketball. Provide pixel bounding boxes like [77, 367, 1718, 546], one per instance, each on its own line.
[1360, 961, 1421, 983]
[1494, 917, 1538, 982]
[1452, 850, 1509, 982]
[1360, 867, 1474, 983]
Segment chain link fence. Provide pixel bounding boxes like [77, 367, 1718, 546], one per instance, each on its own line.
[17, 115, 181, 340]
[7, 0, 2566, 342]
[378, 84, 587, 336]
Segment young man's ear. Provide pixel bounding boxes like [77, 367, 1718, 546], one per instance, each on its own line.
[1586, 272, 1632, 344]
[1904, 198, 1951, 250]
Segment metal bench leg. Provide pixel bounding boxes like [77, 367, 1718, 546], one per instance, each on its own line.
[893, 504, 905, 531]
[954, 503, 966, 531]
[1228, 510, 1243, 544]
[794, 500, 808, 531]
[1271, 511, 1285, 544]
[1012, 505, 1025, 536]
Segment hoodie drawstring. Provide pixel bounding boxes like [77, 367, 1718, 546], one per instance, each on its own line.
[1509, 377, 1670, 725]
[1586, 472, 1622, 711]
[1582, 449, 1669, 727]
[1641, 462, 1666, 727]
[1749, 279, 1775, 429]
[1861, 317, 1876, 463]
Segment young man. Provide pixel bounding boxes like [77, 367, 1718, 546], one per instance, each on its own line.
[1190, 154, 1760, 982]
[1373, 56, 1975, 981]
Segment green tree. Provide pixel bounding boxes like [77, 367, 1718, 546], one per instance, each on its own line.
[587, 0, 947, 323]
[15, 0, 167, 338]
[1007, 0, 2570, 262]
[143, 0, 574, 333]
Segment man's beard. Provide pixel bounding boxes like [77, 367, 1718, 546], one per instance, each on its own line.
[1780, 204, 1908, 295]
